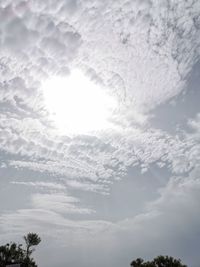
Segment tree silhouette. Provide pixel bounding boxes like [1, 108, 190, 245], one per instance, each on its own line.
[130, 256, 187, 267]
[152, 255, 187, 267]
[0, 243, 24, 266]
[0, 233, 41, 267]
[130, 258, 144, 267]
[24, 233, 41, 259]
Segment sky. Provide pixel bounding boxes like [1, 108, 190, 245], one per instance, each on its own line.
[0, 0, 200, 267]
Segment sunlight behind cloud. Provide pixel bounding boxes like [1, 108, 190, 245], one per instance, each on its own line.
[42, 70, 117, 135]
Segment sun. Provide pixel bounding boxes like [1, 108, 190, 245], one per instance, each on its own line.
[42, 69, 116, 135]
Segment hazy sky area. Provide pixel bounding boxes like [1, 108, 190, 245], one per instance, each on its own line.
[0, 1, 200, 267]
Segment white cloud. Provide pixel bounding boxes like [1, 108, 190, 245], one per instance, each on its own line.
[66, 180, 109, 195]
[1, 166, 200, 265]
[2, 116, 199, 192]
[0, 2, 200, 266]
[0, 208, 115, 241]
[10, 181, 66, 191]
[31, 193, 94, 215]
[0, 0, 199, 187]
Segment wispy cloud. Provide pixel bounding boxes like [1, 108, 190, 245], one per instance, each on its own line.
[31, 193, 95, 215]
[10, 181, 66, 191]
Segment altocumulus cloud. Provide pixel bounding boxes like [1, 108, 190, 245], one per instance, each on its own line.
[0, 1, 200, 267]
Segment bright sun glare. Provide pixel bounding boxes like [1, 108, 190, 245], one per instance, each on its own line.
[42, 70, 116, 135]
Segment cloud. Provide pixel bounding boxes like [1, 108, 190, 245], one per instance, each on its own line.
[1, 166, 200, 266]
[99, 167, 200, 266]
[0, 1, 200, 266]
[2, 115, 199, 193]
[0, 208, 115, 241]
[76, 0, 200, 113]
[31, 193, 94, 215]
[10, 181, 66, 191]
[0, 0, 200, 189]
[66, 180, 110, 195]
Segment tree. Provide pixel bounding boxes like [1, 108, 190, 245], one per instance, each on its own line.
[152, 256, 187, 267]
[23, 233, 41, 259]
[0, 233, 41, 267]
[130, 256, 187, 267]
[0, 242, 24, 266]
[130, 258, 144, 267]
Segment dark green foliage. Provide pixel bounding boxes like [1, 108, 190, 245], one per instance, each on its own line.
[130, 256, 187, 267]
[0, 233, 41, 267]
